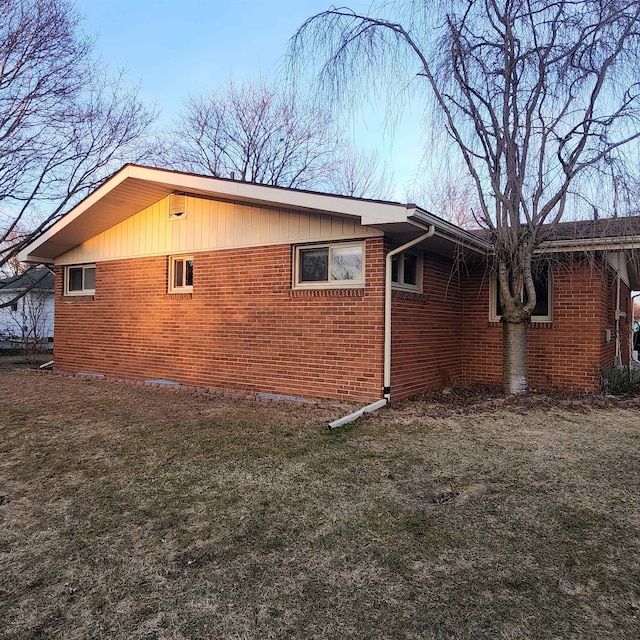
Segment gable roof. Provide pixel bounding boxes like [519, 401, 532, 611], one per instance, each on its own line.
[18, 164, 490, 264]
[19, 163, 640, 267]
[0, 269, 54, 292]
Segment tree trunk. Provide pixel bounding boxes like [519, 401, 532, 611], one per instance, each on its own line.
[502, 320, 528, 395]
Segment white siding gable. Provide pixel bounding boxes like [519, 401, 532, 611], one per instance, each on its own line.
[57, 195, 382, 265]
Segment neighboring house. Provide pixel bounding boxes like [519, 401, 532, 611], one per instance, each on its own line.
[0, 269, 55, 350]
[18, 164, 640, 401]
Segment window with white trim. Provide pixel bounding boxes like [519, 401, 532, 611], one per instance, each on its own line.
[490, 265, 552, 322]
[294, 242, 364, 288]
[169, 256, 194, 293]
[391, 251, 422, 291]
[65, 264, 96, 295]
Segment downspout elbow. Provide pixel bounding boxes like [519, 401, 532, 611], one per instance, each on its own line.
[383, 225, 435, 402]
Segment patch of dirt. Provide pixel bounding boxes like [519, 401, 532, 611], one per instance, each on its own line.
[380, 385, 640, 420]
[0, 354, 51, 372]
[431, 486, 459, 505]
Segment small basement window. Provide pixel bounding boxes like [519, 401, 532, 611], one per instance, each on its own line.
[391, 251, 422, 291]
[169, 256, 194, 293]
[294, 242, 364, 288]
[490, 264, 552, 322]
[65, 264, 96, 295]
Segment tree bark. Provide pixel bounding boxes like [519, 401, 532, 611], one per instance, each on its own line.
[502, 320, 528, 395]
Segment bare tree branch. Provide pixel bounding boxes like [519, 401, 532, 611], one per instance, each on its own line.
[290, 0, 640, 393]
[167, 77, 342, 190]
[0, 0, 161, 279]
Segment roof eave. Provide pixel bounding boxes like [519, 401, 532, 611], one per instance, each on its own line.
[19, 164, 417, 263]
[410, 208, 491, 254]
[538, 236, 640, 253]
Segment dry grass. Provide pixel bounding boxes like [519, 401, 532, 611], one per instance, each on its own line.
[1, 373, 639, 639]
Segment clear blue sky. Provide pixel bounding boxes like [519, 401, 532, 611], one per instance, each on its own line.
[75, 0, 426, 193]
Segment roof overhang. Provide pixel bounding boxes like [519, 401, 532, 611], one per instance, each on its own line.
[19, 164, 490, 263]
[538, 238, 640, 289]
[539, 236, 640, 254]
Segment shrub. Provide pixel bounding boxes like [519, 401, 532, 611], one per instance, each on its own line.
[599, 364, 640, 395]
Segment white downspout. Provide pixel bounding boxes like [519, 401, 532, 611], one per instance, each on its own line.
[328, 225, 435, 430]
[615, 271, 621, 367]
[383, 226, 435, 401]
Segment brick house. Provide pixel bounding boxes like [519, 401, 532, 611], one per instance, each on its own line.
[19, 165, 640, 402]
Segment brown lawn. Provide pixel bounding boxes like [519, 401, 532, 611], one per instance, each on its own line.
[1, 372, 639, 639]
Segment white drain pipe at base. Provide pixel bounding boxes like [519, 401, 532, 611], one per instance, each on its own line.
[383, 225, 435, 400]
[328, 398, 388, 430]
[328, 224, 435, 429]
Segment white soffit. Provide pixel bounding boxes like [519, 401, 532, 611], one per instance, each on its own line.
[20, 165, 414, 263]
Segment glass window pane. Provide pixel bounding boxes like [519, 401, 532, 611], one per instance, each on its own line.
[174, 260, 184, 288]
[391, 256, 399, 283]
[331, 245, 362, 281]
[68, 268, 83, 291]
[403, 254, 418, 286]
[300, 248, 328, 282]
[532, 268, 549, 316]
[84, 267, 95, 290]
[185, 260, 194, 286]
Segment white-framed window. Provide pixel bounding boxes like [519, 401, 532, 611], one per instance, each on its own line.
[293, 242, 365, 288]
[65, 264, 96, 295]
[169, 255, 194, 293]
[490, 265, 552, 322]
[391, 251, 422, 292]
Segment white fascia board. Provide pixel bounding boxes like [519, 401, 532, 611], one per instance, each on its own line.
[18, 165, 134, 263]
[129, 166, 412, 224]
[18, 253, 55, 265]
[410, 208, 491, 252]
[538, 236, 640, 253]
[19, 165, 413, 263]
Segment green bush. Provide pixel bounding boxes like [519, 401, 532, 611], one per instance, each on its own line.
[599, 364, 640, 395]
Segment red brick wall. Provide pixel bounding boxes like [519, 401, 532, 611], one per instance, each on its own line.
[461, 259, 628, 391]
[54, 240, 633, 401]
[54, 238, 386, 402]
[390, 252, 463, 400]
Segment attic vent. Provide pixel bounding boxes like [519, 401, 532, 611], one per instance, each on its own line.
[168, 194, 186, 220]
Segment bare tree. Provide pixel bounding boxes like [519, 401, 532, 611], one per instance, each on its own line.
[291, 0, 640, 394]
[329, 147, 395, 199]
[9, 287, 51, 354]
[0, 268, 52, 354]
[407, 176, 478, 229]
[0, 0, 160, 293]
[169, 77, 395, 198]
[0, 225, 30, 277]
[169, 77, 342, 189]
